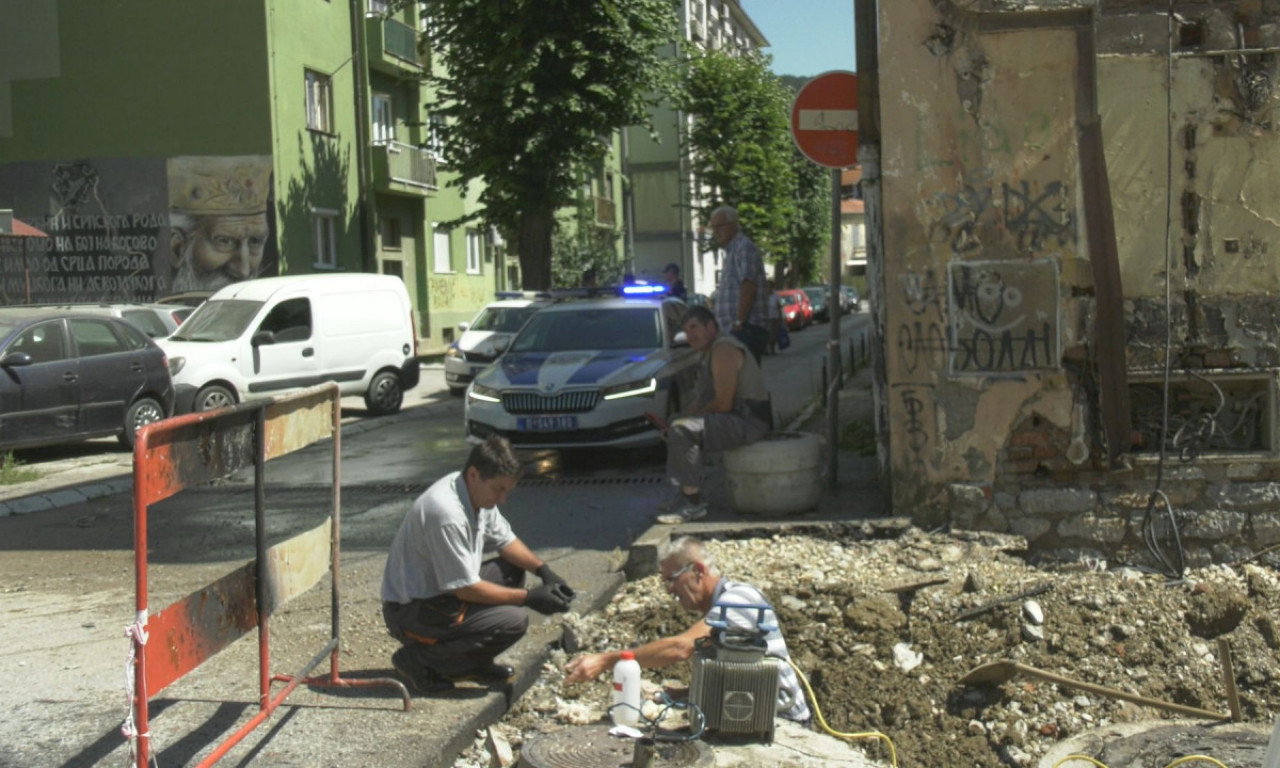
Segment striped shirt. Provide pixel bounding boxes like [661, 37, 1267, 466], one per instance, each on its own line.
[708, 579, 811, 722]
[714, 232, 769, 330]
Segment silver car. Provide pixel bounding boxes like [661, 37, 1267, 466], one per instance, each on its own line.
[444, 295, 549, 394]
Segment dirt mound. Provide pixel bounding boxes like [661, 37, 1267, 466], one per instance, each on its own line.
[454, 528, 1280, 767]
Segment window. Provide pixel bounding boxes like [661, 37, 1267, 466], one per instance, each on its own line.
[312, 209, 338, 268]
[466, 229, 483, 274]
[427, 113, 446, 160]
[433, 225, 452, 273]
[305, 69, 333, 133]
[10, 321, 69, 364]
[381, 216, 402, 250]
[372, 94, 394, 144]
[259, 298, 313, 343]
[369, 0, 388, 14]
[69, 319, 128, 357]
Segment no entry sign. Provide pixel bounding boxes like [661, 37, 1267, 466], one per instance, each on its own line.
[790, 70, 859, 168]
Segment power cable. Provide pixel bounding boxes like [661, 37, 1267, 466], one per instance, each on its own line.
[785, 657, 898, 767]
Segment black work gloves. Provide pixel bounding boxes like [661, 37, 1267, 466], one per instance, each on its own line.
[535, 564, 575, 598]
[525, 583, 573, 615]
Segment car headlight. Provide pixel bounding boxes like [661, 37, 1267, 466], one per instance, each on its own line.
[468, 382, 501, 403]
[445, 344, 462, 359]
[168, 356, 185, 376]
[602, 377, 657, 401]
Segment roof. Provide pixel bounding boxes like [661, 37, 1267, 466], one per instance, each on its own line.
[208, 273, 404, 301]
[3, 218, 48, 238]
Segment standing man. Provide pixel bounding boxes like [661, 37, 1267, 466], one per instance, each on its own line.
[656, 305, 771, 524]
[708, 205, 769, 363]
[382, 436, 575, 694]
[662, 262, 688, 300]
[563, 536, 810, 723]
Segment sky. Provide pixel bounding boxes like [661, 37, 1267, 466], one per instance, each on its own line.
[740, 0, 857, 78]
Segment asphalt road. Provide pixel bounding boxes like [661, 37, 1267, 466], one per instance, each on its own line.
[0, 309, 874, 768]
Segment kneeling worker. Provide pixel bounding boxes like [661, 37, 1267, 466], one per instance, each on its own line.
[563, 536, 810, 723]
[657, 305, 771, 524]
[382, 435, 574, 693]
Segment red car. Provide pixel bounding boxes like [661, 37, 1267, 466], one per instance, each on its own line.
[777, 289, 813, 329]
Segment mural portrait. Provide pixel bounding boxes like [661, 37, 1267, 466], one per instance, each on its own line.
[167, 155, 276, 294]
[0, 154, 276, 304]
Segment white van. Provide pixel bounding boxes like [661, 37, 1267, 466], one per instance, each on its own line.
[159, 274, 419, 415]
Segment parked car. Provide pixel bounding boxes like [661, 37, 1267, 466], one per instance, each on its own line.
[464, 290, 698, 449]
[159, 274, 419, 415]
[841, 286, 861, 313]
[802, 286, 831, 323]
[445, 293, 551, 394]
[777, 289, 813, 330]
[0, 308, 174, 450]
[19, 302, 188, 339]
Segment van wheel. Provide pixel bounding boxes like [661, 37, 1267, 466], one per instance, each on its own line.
[119, 397, 165, 449]
[365, 371, 403, 415]
[195, 384, 235, 412]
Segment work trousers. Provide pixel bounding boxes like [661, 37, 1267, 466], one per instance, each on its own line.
[382, 559, 529, 678]
[731, 323, 768, 365]
[667, 412, 769, 490]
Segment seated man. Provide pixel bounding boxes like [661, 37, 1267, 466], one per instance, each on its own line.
[657, 305, 771, 524]
[381, 435, 575, 694]
[563, 536, 810, 723]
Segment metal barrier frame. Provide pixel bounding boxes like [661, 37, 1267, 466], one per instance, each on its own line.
[128, 383, 408, 768]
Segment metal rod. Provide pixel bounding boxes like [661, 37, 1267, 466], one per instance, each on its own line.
[255, 406, 268, 710]
[827, 167, 841, 488]
[132, 433, 151, 768]
[1218, 637, 1242, 722]
[330, 387, 342, 681]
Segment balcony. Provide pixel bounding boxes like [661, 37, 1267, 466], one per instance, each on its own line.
[593, 196, 616, 227]
[371, 141, 437, 196]
[366, 16, 426, 76]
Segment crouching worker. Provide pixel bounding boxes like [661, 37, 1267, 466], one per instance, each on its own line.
[657, 305, 771, 524]
[382, 435, 575, 694]
[563, 536, 809, 723]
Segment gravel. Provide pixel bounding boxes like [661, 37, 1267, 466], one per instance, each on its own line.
[449, 527, 1280, 767]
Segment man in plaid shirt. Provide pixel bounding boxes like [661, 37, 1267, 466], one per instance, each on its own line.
[709, 205, 769, 363]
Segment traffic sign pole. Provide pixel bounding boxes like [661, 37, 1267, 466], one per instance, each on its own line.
[791, 71, 858, 489]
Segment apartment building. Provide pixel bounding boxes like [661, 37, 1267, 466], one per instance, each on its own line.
[624, 0, 768, 292]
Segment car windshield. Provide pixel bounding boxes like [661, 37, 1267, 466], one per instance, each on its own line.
[780, 294, 799, 306]
[803, 289, 825, 303]
[470, 306, 539, 333]
[510, 306, 661, 353]
[168, 299, 263, 342]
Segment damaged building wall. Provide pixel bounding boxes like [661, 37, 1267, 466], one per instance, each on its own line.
[878, 0, 1280, 565]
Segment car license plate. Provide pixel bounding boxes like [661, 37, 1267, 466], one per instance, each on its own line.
[517, 416, 577, 432]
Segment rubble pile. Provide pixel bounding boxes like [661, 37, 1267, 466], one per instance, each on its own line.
[455, 527, 1280, 767]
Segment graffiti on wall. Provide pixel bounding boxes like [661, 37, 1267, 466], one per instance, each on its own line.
[949, 260, 1059, 375]
[892, 382, 936, 476]
[0, 155, 276, 304]
[927, 175, 1073, 256]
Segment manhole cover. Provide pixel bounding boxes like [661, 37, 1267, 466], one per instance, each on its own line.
[521, 725, 713, 768]
[1041, 721, 1272, 768]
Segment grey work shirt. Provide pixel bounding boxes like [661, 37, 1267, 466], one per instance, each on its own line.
[381, 471, 516, 604]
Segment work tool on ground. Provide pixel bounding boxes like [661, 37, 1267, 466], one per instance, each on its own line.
[957, 660, 1230, 721]
[953, 582, 1053, 623]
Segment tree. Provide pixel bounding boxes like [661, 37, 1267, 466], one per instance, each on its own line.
[783, 147, 831, 286]
[423, 0, 677, 290]
[678, 49, 796, 257]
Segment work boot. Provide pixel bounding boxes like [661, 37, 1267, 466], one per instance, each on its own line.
[392, 647, 455, 694]
[656, 497, 707, 525]
[446, 662, 516, 685]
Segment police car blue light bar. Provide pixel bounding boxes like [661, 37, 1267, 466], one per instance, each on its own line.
[621, 284, 667, 295]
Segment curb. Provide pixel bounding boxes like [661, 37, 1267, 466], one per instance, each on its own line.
[0, 393, 458, 518]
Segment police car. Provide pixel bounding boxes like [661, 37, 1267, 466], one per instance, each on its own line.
[464, 286, 698, 448]
[444, 293, 551, 394]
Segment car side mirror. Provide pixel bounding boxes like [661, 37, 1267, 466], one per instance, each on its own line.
[672, 331, 689, 347]
[492, 336, 511, 354]
[457, 321, 470, 332]
[251, 330, 276, 347]
[0, 351, 32, 368]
